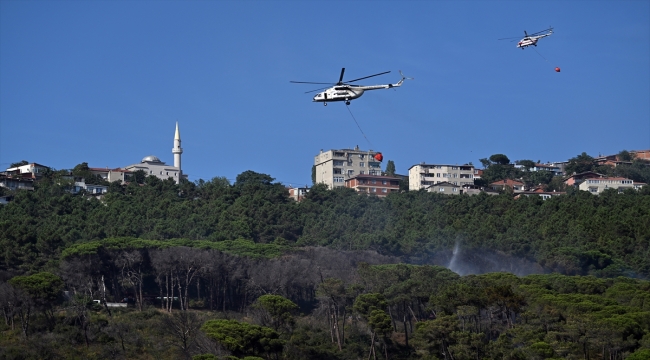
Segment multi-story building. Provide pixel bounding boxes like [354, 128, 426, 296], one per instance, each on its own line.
[345, 174, 400, 197]
[4, 162, 50, 179]
[408, 163, 475, 191]
[314, 147, 382, 189]
[578, 177, 645, 194]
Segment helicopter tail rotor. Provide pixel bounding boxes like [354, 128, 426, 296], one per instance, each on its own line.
[399, 70, 414, 81]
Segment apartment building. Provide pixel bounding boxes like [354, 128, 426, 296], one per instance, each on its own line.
[314, 147, 382, 188]
[408, 163, 475, 191]
[345, 174, 400, 197]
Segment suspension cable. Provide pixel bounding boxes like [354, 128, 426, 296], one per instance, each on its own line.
[345, 104, 373, 149]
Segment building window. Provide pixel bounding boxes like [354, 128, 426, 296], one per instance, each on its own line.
[334, 176, 344, 183]
[333, 168, 342, 174]
[347, 170, 354, 176]
[452, 167, 458, 170]
[439, 188, 444, 192]
[371, 188, 376, 192]
[333, 160, 344, 166]
[382, 188, 387, 193]
[437, 173, 440, 177]
[359, 154, 365, 159]
[382, 180, 387, 185]
[589, 187, 598, 193]
[453, 188, 457, 192]
[360, 171, 365, 174]
[360, 162, 365, 167]
[372, 179, 376, 184]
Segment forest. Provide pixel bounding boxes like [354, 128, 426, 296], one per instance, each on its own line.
[1, 163, 650, 359]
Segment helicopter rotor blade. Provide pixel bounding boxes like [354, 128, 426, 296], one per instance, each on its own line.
[498, 36, 521, 40]
[290, 81, 336, 85]
[305, 86, 331, 94]
[345, 71, 391, 84]
[338, 68, 346, 84]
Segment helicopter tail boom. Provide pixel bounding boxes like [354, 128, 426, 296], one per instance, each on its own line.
[395, 70, 414, 86]
[357, 71, 413, 91]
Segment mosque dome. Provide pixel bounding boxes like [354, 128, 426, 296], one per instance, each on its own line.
[142, 155, 162, 163]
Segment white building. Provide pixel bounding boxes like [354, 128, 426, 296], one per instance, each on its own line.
[5, 162, 49, 179]
[408, 163, 475, 191]
[72, 180, 109, 195]
[123, 123, 186, 184]
[314, 147, 382, 189]
[578, 177, 645, 194]
[89, 167, 133, 183]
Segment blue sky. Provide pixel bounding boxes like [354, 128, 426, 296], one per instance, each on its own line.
[1, 1, 648, 185]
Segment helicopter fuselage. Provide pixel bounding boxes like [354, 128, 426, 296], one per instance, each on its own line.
[312, 86, 365, 103]
[312, 80, 406, 104]
[516, 32, 552, 49]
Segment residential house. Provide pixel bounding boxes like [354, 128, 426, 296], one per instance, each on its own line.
[563, 172, 606, 187]
[0, 174, 34, 191]
[460, 184, 498, 196]
[631, 149, 650, 161]
[532, 163, 563, 176]
[345, 174, 400, 197]
[0, 195, 15, 205]
[5, 162, 49, 179]
[514, 188, 565, 200]
[287, 186, 310, 201]
[593, 149, 650, 167]
[408, 163, 475, 191]
[490, 179, 525, 192]
[90, 167, 133, 183]
[72, 179, 109, 196]
[578, 177, 645, 195]
[427, 181, 461, 195]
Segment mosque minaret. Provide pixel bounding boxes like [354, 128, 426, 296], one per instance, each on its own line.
[172, 121, 183, 175]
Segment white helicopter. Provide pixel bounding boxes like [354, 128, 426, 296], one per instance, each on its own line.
[290, 68, 412, 106]
[499, 27, 553, 49]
